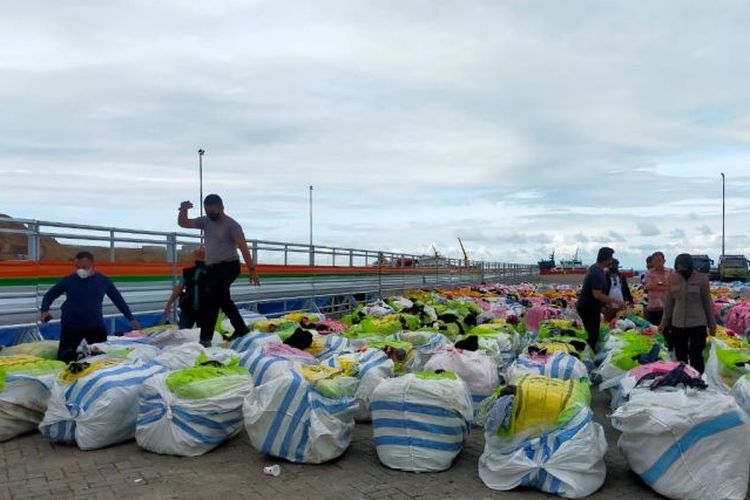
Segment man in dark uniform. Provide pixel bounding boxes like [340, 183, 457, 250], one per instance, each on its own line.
[163, 247, 207, 328]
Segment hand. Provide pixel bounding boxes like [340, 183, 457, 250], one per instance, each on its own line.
[658, 324, 665, 333]
[163, 305, 172, 316]
[39, 311, 52, 323]
[709, 326, 717, 337]
[180, 200, 193, 211]
[129, 319, 141, 331]
[249, 269, 261, 286]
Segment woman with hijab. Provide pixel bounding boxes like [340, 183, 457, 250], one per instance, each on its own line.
[604, 259, 633, 321]
[659, 254, 716, 373]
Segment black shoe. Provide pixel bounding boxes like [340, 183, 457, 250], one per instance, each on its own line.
[199, 340, 212, 348]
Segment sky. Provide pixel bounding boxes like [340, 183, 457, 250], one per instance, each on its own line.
[2, 1, 750, 268]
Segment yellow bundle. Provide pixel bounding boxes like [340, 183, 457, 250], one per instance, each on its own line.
[0, 355, 45, 368]
[512, 375, 590, 436]
[59, 359, 123, 384]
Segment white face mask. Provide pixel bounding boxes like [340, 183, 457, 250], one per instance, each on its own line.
[76, 268, 94, 279]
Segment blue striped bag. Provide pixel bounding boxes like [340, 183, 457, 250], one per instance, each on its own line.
[509, 352, 588, 382]
[135, 371, 252, 457]
[369, 373, 473, 472]
[39, 361, 166, 450]
[324, 348, 395, 421]
[243, 370, 359, 464]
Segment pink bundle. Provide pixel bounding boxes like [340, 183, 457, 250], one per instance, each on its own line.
[525, 306, 563, 333]
[315, 320, 348, 335]
[629, 361, 700, 382]
[264, 342, 316, 361]
[726, 303, 750, 336]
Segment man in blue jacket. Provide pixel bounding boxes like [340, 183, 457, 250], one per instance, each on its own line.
[39, 251, 141, 362]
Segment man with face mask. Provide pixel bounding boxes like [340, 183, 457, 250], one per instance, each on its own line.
[178, 194, 260, 346]
[40, 251, 140, 363]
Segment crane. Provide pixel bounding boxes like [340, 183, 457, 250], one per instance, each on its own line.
[457, 237, 469, 268]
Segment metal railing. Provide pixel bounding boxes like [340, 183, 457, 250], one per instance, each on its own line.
[0, 216, 538, 331]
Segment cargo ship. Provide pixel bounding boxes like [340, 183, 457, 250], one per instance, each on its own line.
[538, 248, 635, 278]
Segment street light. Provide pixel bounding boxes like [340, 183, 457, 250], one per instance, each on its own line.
[198, 149, 205, 218]
[309, 185, 313, 247]
[721, 172, 725, 257]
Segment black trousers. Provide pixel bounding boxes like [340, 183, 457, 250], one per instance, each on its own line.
[646, 309, 674, 349]
[178, 308, 200, 329]
[576, 306, 601, 351]
[672, 326, 708, 373]
[200, 260, 248, 344]
[58, 324, 107, 363]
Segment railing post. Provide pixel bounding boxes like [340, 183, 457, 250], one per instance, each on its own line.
[109, 230, 116, 262]
[349, 249, 354, 267]
[377, 251, 383, 299]
[27, 222, 40, 261]
[309, 244, 315, 266]
[252, 240, 259, 266]
[332, 248, 336, 266]
[284, 244, 288, 266]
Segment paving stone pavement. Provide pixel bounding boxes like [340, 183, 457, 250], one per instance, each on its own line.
[0, 388, 675, 500]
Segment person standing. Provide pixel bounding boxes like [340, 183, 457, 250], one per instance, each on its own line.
[178, 195, 260, 346]
[659, 254, 716, 373]
[39, 251, 140, 363]
[604, 259, 633, 322]
[645, 251, 671, 326]
[163, 247, 207, 329]
[576, 247, 623, 350]
[640, 255, 654, 310]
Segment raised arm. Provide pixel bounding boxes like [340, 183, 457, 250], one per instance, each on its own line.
[178, 201, 201, 229]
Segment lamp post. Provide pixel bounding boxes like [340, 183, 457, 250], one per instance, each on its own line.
[198, 149, 205, 217]
[309, 185, 313, 247]
[721, 172, 725, 257]
[198, 149, 205, 244]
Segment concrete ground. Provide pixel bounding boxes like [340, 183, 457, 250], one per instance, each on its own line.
[0, 388, 664, 500]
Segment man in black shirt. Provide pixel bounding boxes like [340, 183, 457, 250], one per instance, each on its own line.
[576, 247, 623, 350]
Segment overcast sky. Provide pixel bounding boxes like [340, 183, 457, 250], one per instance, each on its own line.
[2, 1, 749, 268]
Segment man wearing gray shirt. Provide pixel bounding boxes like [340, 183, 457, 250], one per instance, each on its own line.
[178, 194, 260, 346]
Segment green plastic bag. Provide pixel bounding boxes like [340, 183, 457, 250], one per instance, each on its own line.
[166, 353, 250, 399]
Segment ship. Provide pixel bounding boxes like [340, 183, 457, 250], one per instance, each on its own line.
[538, 247, 635, 278]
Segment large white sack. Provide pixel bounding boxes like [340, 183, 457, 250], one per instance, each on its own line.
[154, 343, 237, 370]
[86, 337, 160, 363]
[508, 352, 588, 382]
[39, 361, 166, 450]
[146, 328, 225, 349]
[423, 348, 499, 409]
[369, 373, 473, 472]
[243, 370, 358, 464]
[323, 348, 395, 422]
[0, 372, 59, 442]
[135, 371, 252, 457]
[230, 331, 282, 353]
[478, 408, 607, 499]
[703, 339, 750, 395]
[612, 388, 750, 500]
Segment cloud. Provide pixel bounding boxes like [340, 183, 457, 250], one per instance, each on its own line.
[670, 229, 687, 239]
[637, 222, 661, 237]
[1, 1, 750, 268]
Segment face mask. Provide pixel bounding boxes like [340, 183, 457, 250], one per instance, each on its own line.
[76, 269, 93, 279]
[207, 213, 220, 221]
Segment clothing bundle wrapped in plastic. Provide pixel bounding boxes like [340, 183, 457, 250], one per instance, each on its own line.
[606, 361, 703, 410]
[596, 332, 666, 389]
[154, 343, 238, 371]
[423, 348, 499, 411]
[239, 343, 318, 387]
[704, 339, 750, 394]
[537, 319, 587, 342]
[230, 330, 282, 353]
[612, 388, 750, 500]
[136, 353, 252, 457]
[478, 375, 606, 499]
[369, 371, 473, 472]
[525, 307, 564, 333]
[455, 324, 518, 371]
[389, 330, 450, 372]
[0, 341, 59, 360]
[243, 369, 359, 464]
[344, 317, 403, 342]
[85, 338, 160, 364]
[144, 327, 225, 349]
[40, 360, 166, 450]
[0, 356, 66, 442]
[323, 348, 395, 421]
[366, 340, 414, 375]
[508, 352, 588, 382]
